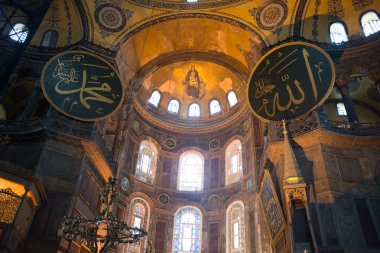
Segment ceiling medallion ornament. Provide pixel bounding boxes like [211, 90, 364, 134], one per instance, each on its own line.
[95, 3, 130, 32]
[208, 194, 219, 207]
[121, 177, 130, 191]
[247, 42, 335, 122]
[243, 119, 250, 131]
[158, 193, 170, 205]
[128, 0, 245, 10]
[247, 178, 253, 192]
[132, 120, 139, 132]
[209, 139, 220, 150]
[164, 137, 176, 149]
[41, 51, 124, 121]
[256, 0, 288, 30]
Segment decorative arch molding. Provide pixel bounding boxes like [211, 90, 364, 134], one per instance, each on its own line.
[127, 191, 155, 210]
[114, 12, 267, 50]
[73, 0, 90, 41]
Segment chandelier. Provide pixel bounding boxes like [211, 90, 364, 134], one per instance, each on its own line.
[58, 177, 148, 253]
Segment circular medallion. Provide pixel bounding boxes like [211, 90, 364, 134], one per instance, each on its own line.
[247, 178, 253, 192]
[164, 137, 176, 149]
[41, 51, 124, 121]
[208, 194, 219, 207]
[121, 177, 129, 191]
[95, 3, 126, 32]
[132, 120, 139, 132]
[247, 42, 335, 122]
[256, 1, 287, 30]
[158, 193, 170, 205]
[209, 139, 220, 150]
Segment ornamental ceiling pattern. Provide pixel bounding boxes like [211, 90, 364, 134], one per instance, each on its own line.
[128, 0, 247, 10]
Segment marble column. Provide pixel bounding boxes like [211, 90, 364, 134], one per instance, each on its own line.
[20, 79, 41, 122]
[338, 85, 359, 122]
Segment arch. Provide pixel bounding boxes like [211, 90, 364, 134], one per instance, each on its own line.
[226, 200, 246, 253]
[125, 197, 150, 253]
[329, 22, 348, 44]
[172, 206, 202, 253]
[135, 140, 158, 184]
[177, 151, 204, 191]
[9, 22, 28, 43]
[225, 139, 243, 185]
[188, 103, 200, 117]
[148, 90, 161, 107]
[209, 99, 222, 115]
[361, 11, 380, 36]
[40, 29, 58, 47]
[227, 91, 238, 108]
[168, 99, 180, 114]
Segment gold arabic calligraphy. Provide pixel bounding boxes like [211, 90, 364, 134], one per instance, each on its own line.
[254, 47, 325, 118]
[52, 54, 116, 114]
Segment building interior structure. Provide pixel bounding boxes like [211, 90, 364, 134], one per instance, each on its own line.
[0, 0, 380, 253]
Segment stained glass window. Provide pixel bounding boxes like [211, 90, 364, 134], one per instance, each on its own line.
[178, 151, 204, 191]
[125, 198, 150, 253]
[135, 141, 157, 184]
[168, 99, 180, 114]
[226, 140, 243, 185]
[227, 201, 245, 253]
[148, 91, 161, 107]
[41, 29, 58, 47]
[210, 99, 221, 115]
[173, 207, 202, 253]
[361, 11, 380, 37]
[330, 22, 348, 44]
[227, 91, 238, 108]
[188, 103, 200, 117]
[9, 23, 28, 43]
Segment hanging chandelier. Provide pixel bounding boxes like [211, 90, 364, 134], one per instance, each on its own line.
[58, 177, 148, 253]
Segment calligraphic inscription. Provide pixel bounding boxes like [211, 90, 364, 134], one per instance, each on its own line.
[41, 51, 124, 121]
[247, 42, 335, 122]
[259, 170, 285, 241]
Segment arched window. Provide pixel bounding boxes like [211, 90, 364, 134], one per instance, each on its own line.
[188, 103, 200, 117]
[225, 140, 243, 185]
[135, 140, 158, 184]
[226, 201, 245, 253]
[40, 29, 58, 47]
[173, 207, 202, 253]
[227, 91, 238, 108]
[9, 23, 28, 43]
[336, 102, 347, 116]
[361, 11, 380, 36]
[168, 99, 180, 114]
[126, 198, 150, 253]
[148, 91, 161, 107]
[178, 151, 204, 191]
[209, 99, 221, 115]
[329, 22, 348, 44]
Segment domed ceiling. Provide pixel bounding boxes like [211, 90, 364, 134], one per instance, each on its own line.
[137, 60, 245, 120]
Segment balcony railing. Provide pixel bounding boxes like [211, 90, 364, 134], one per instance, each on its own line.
[0, 111, 116, 172]
[267, 111, 380, 142]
